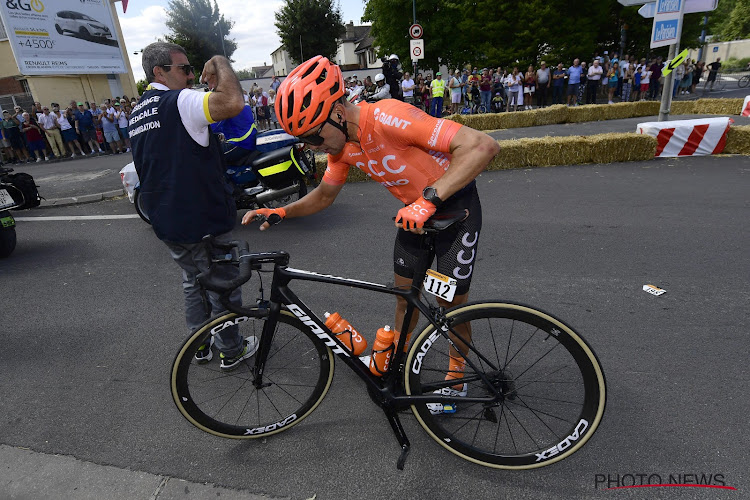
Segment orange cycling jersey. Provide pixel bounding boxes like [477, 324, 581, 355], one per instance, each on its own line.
[323, 100, 462, 204]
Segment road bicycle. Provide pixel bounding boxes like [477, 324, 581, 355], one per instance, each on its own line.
[170, 211, 607, 469]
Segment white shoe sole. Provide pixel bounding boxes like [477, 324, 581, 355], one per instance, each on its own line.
[427, 383, 468, 415]
[194, 336, 215, 364]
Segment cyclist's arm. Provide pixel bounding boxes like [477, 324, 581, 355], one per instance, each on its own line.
[241, 179, 344, 229]
[430, 126, 500, 201]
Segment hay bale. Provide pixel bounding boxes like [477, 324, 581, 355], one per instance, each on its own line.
[587, 133, 657, 162]
[692, 98, 743, 115]
[530, 105, 569, 126]
[723, 125, 750, 154]
[671, 100, 695, 115]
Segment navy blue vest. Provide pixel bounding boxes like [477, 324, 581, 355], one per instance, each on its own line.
[129, 88, 236, 243]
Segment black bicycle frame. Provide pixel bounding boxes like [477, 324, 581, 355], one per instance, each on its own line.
[250, 256, 501, 410]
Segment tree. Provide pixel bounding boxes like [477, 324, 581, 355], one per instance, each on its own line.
[363, 0, 705, 72]
[718, 0, 750, 41]
[164, 0, 236, 79]
[274, 0, 346, 64]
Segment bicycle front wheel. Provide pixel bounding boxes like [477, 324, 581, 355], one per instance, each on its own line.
[739, 75, 750, 88]
[405, 302, 606, 469]
[171, 310, 334, 438]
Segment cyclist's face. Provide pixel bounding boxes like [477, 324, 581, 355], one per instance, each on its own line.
[299, 105, 347, 155]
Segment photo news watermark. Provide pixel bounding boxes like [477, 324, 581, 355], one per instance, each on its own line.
[594, 473, 737, 491]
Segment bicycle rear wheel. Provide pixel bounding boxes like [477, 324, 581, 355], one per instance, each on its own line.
[739, 75, 750, 89]
[171, 310, 334, 438]
[405, 302, 606, 469]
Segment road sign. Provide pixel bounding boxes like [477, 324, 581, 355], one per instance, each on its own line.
[651, 0, 685, 49]
[661, 48, 689, 75]
[409, 24, 423, 39]
[638, 0, 717, 17]
[410, 39, 424, 60]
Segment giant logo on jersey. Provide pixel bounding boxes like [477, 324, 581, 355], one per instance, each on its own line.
[373, 108, 412, 130]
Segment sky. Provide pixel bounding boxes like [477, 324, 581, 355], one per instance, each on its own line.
[117, 0, 368, 82]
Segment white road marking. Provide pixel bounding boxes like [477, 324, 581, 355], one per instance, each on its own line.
[14, 214, 141, 221]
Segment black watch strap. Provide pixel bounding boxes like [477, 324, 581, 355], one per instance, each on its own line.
[422, 186, 442, 207]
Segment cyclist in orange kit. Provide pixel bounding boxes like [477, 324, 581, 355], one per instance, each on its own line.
[242, 56, 500, 401]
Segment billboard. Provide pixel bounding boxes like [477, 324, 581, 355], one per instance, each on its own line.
[0, 0, 127, 75]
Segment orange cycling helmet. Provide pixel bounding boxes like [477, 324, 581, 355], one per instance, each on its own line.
[275, 55, 345, 136]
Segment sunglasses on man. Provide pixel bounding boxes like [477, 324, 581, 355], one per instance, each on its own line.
[162, 64, 194, 75]
[297, 120, 326, 146]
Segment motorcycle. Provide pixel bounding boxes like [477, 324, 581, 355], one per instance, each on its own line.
[0, 166, 41, 258]
[123, 130, 317, 224]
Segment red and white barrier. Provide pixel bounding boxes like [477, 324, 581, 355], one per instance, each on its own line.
[637, 117, 733, 157]
[742, 96, 750, 117]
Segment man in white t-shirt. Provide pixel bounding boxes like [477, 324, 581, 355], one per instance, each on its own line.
[128, 41, 256, 370]
[401, 72, 416, 105]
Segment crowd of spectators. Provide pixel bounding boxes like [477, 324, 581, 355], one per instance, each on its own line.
[338, 51, 722, 117]
[1, 96, 135, 165]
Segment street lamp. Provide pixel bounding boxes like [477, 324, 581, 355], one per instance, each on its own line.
[201, 15, 227, 58]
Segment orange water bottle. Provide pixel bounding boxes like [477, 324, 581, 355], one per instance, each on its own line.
[370, 326, 395, 376]
[324, 312, 368, 355]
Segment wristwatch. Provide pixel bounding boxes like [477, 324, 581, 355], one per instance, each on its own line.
[422, 186, 442, 207]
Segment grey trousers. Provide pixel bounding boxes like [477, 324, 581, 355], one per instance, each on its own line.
[164, 231, 244, 356]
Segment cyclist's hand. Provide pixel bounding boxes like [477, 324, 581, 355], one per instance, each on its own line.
[242, 207, 286, 231]
[395, 197, 436, 234]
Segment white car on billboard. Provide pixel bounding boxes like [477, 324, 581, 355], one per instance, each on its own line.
[54, 10, 113, 40]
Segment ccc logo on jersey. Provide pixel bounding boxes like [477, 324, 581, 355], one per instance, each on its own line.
[357, 155, 406, 177]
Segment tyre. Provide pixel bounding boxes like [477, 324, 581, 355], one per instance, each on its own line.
[79, 27, 91, 39]
[171, 309, 334, 438]
[405, 302, 606, 469]
[133, 188, 151, 225]
[55, 24, 63, 35]
[0, 227, 17, 258]
[738, 76, 750, 89]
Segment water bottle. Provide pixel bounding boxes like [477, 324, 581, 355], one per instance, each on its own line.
[323, 312, 367, 355]
[370, 325, 395, 376]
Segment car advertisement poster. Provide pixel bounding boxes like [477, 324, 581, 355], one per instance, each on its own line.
[0, 0, 127, 75]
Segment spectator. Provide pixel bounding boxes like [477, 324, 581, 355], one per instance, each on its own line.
[552, 62, 566, 105]
[1, 110, 31, 163]
[38, 105, 64, 158]
[639, 63, 651, 101]
[462, 68, 470, 100]
[268, 89, 279, 129]
[706, 57, 721, 91]
[478, 68, 492, 113]
[649, 57, 662, 99]
[692, 61, 704, 94]
[429, 72, 445, 117]
[102, 101, 125, 154]
[448, 70, 463, 114]
[420, 76, 431, 113]
[622, 62, 634, 103]
[577, 62, 588, 105]
[680, 59, 693, 95]
[607, 62, 619, 104]
[586, 59, 603, 104]
[58, 106, 86, 157]
[523, 65, 536, 110]
[21, 112, 47, 161]
[672, 61, 685, 98]
[567, 58, 582, 106]
[401, 71, 416, 105]
[383, 54, 403, 100]
[505, 66, 522, 112]
[116, 100, 131, 152]
[90, 102, 107, 152]
[12, 105, 30, 154]
[74, 102, 103, 154]
[536, 61, 550, 108]
[364, 75, 376, 94]
[270, 75, 281, 92]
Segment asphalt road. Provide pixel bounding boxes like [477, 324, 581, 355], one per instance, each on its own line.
[2, 155, 748, 499]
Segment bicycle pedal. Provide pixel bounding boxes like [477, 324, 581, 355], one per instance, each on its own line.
[443, 403, 457, 414]
[483, 407, 498, 423]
